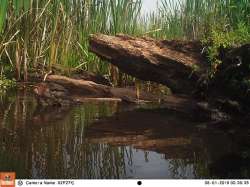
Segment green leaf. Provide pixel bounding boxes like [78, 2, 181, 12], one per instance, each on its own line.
[23, 0, 31, 12]
[0, 0, 8, 33]
[13, 0, 23, 16]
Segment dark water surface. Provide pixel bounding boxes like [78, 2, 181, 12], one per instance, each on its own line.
[0, 87, 250, 179]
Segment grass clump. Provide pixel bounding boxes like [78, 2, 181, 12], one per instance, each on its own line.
[0, 75, 16, 93]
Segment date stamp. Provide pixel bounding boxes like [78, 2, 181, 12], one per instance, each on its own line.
[205, 180, 250, 186]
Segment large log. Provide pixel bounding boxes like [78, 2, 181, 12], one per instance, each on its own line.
[33, 75, 168, 105]
[46, 75, 111, 97]
[89, 34, 208, 95]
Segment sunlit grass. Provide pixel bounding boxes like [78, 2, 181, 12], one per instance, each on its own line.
[153, 0, 250, 40]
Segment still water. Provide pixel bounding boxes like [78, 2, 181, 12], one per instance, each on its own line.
[0, 87, 250, 179]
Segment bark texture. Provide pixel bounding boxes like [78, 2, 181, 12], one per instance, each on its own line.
[89, 34, 208, 95]
[33, 75, 166, 105]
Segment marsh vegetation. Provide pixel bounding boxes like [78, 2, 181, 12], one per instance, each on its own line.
[0, 0, 250, 179]
[0, 0, 249, 86]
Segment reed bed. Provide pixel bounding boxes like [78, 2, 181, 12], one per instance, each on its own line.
[0, 0, 143, 82]
[144, 0, 250, 40]
[0, 0, 249, 84]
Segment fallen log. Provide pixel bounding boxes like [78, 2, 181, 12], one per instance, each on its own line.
[33, 75, 167, 105]
[46, 75, 111, 97]
[89, 34, 208, 95]
[35, 74, 231, 121]
[28, 63, 112, 86]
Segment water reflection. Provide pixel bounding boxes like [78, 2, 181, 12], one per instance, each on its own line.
[0, 88, 250, 179]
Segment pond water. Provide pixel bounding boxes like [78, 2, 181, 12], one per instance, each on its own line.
[0, 87, 250, 179]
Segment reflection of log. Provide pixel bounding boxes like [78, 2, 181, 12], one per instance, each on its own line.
[89, 34, 207, 95]
[32, 106, 72, 126]
[85, 108, 202, 159]
[85, 108, 246, 161]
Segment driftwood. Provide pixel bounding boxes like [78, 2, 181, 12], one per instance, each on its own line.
[46, 75, 111, 97]
[34, 74, 232, 121]
[28, 65, 112, 86]
[89, 34, 208, 95]
[33, 75, 168, 105]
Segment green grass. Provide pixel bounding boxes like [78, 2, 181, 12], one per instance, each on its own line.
[0, 68, 16, 94]
[146, 0, 250, 40]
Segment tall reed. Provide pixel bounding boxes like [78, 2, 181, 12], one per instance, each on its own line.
[0, 0, 143, 82]
[153, 0, 250, 40]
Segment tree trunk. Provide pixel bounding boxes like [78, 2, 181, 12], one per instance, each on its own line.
[89, 34, 208, 95]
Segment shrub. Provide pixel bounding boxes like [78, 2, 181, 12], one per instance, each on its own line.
[202, 22, 250, 76]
